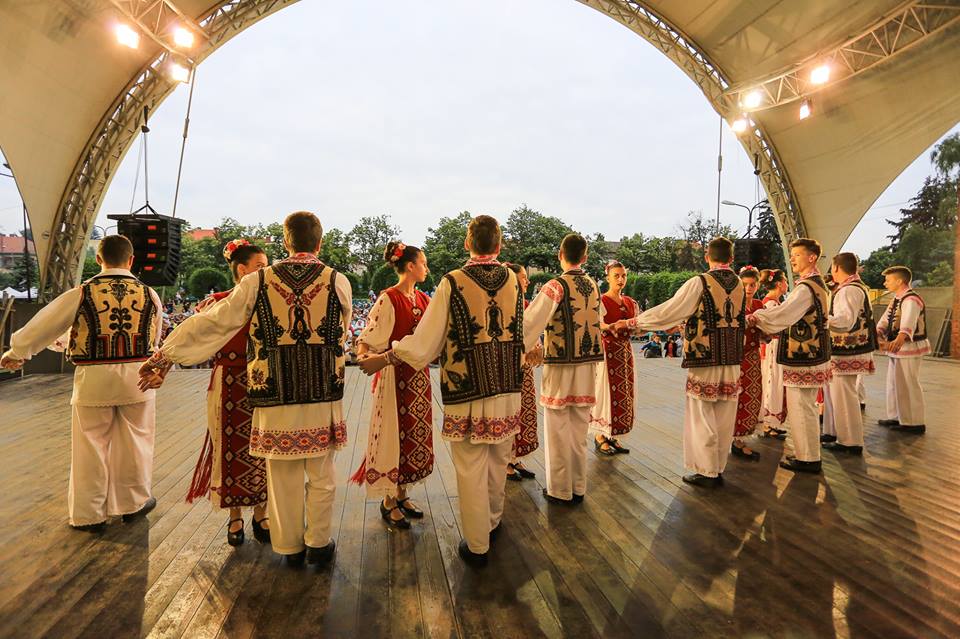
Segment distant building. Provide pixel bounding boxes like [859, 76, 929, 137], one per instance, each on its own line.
[0, 234, 34, 269]
[187, 228, 217, 241]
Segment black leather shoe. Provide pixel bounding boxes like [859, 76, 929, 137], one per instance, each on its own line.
[762, 427, 787, 440]
[594, 438, 616, 456]
[285, 550, 306, 567]
[506, 464, 523, 482]
[122, 496, 156, 522]
[818, 414, 824, 425]
[860, 403, 866, 412]
[681, 473, 722, 488]
[306, 541, 336, 565]
[398, 498, 424, 519]
[892, 424, 926, 434]
[515, 464, 536, 479]
[823, 442, 863, 455]
[571, 493, 584, 504]
[878, 418, 900, 427]
[489, 522, 503, 542]
[71, 521, 106, 533]
[380, 501, 411, 529]
[227, 518, 244, 547]
[542, 488, 574, 505]
[252, 516, 270, 544]
[458, 540, 488, 566]
[609, 438, 631, 454]
[731, 443, 760, 460]
[779, 456, 822, 474]
[820, 433, 837, 443]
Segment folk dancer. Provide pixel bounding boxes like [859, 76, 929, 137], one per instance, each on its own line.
[615, 237, 745, 488]
[749, 238, 832, 474]
[504, 263, 539, 482]
[821, 252, 876, 455]
[185, 240, 270, 546]
[731, 266, 765, 460]
[523, 234, 605, 503]
[875, 266, 929, 434]
[758, 269, 789, 439]
[140, 212, 351, 566]
[1, 236, 162, 530]
[351, 241, 434, 530]
[360, 215, 524, 566]
[592, 260, 637, 456]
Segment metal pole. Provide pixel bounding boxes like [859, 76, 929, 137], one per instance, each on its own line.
[22, 203, 31, 303]
[716, 115, 723, 234]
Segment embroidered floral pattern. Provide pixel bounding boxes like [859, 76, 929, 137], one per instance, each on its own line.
[782, 368, 832, 387]
[441, 413, 521, 443]
[540, 394, 597, 407]
[832, 357, 876, 374]
[249, 421, 347, 456]
[684, 377, 739, 401]
[541, 280, 565, 304]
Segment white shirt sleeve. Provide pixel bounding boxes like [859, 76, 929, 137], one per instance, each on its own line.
[6, 287, 82, 361]
[875, 301, 892, 333]
[523, 281, 561, 352]
[827, 286, 861, 332]
[357, 293, 395, 353]
[630, 276, 703, 332]
[149, 287, 164, 349]
[335, 272, 353, 344]
[752, 284, 813, 334]
[898, 297, 922, 337]
[392, 277, 450, 370]
[159, 272, 259, 365]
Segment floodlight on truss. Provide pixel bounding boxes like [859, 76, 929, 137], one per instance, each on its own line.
[173, 26, 195, 48]
[731, 115, 750, 133]
[809, 64, 830, 85]
[799, 100, 812, 120]
[115, 23, 140, 49]
[168, 60, 190, 83]
[741, 90, 763, 110]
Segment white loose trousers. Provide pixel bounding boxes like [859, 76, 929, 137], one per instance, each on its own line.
[785, 387, 821, 462]
[543, 405, 591, 500]
[266, 453, 336, 555]
[449, 438, 514, 554]
[885, 357, 925, 426]
[828, 375, 864, 446]
[683, 397, 737, 478]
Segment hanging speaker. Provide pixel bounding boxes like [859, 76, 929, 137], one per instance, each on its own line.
[733, 238, 774, 271]
[107, 213, 185, 286]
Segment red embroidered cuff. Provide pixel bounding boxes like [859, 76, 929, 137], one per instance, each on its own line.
[146, 349, 172, 369]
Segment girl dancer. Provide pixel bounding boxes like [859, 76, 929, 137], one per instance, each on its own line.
[732, 266, 764, 460]
[759, 269, 789, 439]
[505, 263, 539, 481]
[593, 260, 636, 455]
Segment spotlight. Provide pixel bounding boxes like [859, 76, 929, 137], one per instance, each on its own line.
[799, 99, 812, 120]
[168, 61, 190, 83]
[172, 26, 195, 48]
[810, 64, 831, 85]
[115, 23, 140, 49]
[731, 115, 749, 134]
[742, 90, 764, 110]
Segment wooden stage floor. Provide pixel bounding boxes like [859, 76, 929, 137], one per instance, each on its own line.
[1, 356, 959, 638]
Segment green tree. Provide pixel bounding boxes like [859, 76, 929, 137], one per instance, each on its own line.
[369, 263, 397, 296]
[0, 269, 15, 290]
[754, 200, 787, 271]
[320, 228, 354, 272]
[422, 211, 472, 277]
[11, 253, 38, 291]
[860, 248, 895, 288]
[891, 225, 954, 283]
[926, 261, 954, 287]
[348, 215, 400, 276]
[676, 210, 736, 272]
[188, 267, 229, 298]
[583, 233, 615, 280]
[501, 204, 572, 270]
[887, 177, 956, 247]
[178, 235, 224, 290]
[82, 254, 99, 281]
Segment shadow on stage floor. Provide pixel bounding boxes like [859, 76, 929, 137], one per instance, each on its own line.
[1, 355, 959, 638]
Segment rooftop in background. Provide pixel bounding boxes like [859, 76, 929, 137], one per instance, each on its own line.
[187, 229, 216, 241]
[0, 234, 34, 255]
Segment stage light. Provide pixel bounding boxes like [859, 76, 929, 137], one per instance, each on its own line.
[115, 24, 140, 49]
[799, 99, 812, 120]
[731, 115, 749, 134]
[742, 90, 764, 109]
[810, 64, 831, 85]
[172, 26, 195, 48]
[168, 61, 190, 83]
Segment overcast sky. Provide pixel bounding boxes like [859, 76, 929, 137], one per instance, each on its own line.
[1, 0, 957, 258]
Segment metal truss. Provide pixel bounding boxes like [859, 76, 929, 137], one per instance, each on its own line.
[725, 0, 960, 111]
[577, 0, 807, 253]
[108, 0, 210, 57]
[41, 0, 299, 299]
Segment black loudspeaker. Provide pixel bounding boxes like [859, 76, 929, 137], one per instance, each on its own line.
[733, 238, 774, 272]
[107, 213, 186, 286]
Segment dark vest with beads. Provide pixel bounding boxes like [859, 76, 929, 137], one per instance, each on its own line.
[829, 280, 877, 356]
[776, 274, 832, 367]
[682, 269, 746, 368]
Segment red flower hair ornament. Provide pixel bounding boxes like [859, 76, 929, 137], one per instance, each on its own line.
[223, 238, 252, 261]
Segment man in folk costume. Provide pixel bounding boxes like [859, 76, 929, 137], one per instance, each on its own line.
[524, 234, 605, 504]
[140, 212, 352, 565]
[615, 237, 746, 488]
[749, 238, 832, 474]
[360, 215, 523, 566]
[875, 265, 929, 434]
[821, 252, 876, 455]
[1, 235, 162, 530]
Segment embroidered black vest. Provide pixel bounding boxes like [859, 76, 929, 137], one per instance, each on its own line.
[440, 263, 524, 404]
[776, 275, 832, 367]
[543, 271, 604, 365]
[884, 291, 927, 341]
[68, 275, 157, 365]
[682, 270, 746, 368]
[829, 281, 877, 356]
[246, 261, 345, 407]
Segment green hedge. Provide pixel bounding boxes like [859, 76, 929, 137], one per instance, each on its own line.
[188, 267, 229, 298]
[625, 271, 698, 308]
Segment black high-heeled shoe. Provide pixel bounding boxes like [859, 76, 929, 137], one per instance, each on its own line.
[380, 501, 411, 529]
[506, 463, 523, 482]
[227, 518, 244, 546]
[252, 515, 271, 544]
[514, 463, 536, 479]
[594, 437, 616, 456]
[398, 498, 424, 519]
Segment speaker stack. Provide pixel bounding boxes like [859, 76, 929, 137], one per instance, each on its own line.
[733, 238, 774, 272]
[107, 213, 186, 286]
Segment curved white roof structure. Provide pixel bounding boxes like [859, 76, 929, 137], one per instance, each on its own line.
[1, 0, 959, 298]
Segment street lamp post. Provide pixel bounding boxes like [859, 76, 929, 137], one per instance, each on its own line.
[721, 200, 764, 239]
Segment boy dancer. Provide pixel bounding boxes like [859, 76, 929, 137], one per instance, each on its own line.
[749, 238, 832, 473]
[140, 212, 352, 565]
[360, 215, 523, 565]
[875, 266, 928, 434]
[822, 252, 876, 454]
[1, 235, 162, 530]
[616, 237, 745, 487]
[523, 234, 604, 503]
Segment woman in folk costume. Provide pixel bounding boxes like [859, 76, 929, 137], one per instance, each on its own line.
[504, 263, 539, 481]
[592, 260, 636, 456]
[185, 240, 270, 546]
[758, 269, 789, 439]
[350, 242, 434, 529]
[731, 266, 764, 460]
